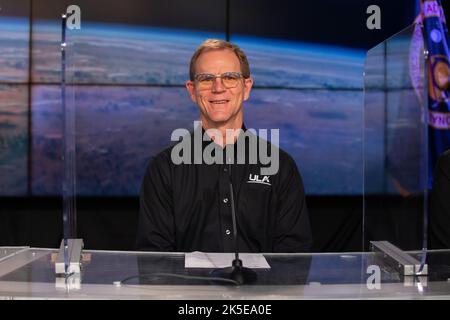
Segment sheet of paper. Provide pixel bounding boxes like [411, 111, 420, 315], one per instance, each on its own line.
[185, 251, 270, 269]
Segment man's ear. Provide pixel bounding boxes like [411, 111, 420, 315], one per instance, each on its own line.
[186, 81, 197, 103]
[243, 77, 253, 101]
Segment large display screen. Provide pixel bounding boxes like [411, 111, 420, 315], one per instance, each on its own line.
[0, 0, 416, 196]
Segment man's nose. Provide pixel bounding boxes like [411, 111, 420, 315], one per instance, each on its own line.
[211, 77, 226, 92]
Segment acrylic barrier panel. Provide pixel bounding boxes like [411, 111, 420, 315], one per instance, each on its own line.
[61, 13, 79, 273]
[363, 24, 428, 251]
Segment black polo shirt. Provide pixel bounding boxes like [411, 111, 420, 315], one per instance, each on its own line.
[136, 126, 312, 253]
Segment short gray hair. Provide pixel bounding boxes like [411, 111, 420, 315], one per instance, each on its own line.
[189, 39, 251, 80]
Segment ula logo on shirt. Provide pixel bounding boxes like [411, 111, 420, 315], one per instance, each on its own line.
[248, 174, 271, 186]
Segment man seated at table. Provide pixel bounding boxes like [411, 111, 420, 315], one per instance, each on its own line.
[136, 39, 312, 253]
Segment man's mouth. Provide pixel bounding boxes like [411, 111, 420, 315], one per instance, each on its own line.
[209, 99, 229, 105]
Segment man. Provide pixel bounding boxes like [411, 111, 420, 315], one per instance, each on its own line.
[136, 39, 312, 252]
[429, 149, 450, 249]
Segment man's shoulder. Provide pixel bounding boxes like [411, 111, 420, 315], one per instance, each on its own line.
[146, 143, 177, 170]
[146, 128, 198, 170]
[252, 132, 295, 164]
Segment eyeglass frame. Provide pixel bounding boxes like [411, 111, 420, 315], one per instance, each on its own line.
[192, 72, 248, 89]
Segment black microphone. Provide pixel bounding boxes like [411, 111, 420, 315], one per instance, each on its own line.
[210, 163, 257, 285]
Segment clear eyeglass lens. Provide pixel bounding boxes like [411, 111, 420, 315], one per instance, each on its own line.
[196, 73, 242, 89]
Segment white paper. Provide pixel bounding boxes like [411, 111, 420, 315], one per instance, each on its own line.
[185, 251, 270, 269]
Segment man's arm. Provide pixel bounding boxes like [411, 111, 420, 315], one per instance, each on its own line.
[273, 153, 312, 252]
[430, 150, 450, 249]
[136, 152, 175, 251]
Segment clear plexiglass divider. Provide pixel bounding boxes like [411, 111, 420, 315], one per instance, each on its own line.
[363, 23, 429, 275]
[55, 11, 83, 278]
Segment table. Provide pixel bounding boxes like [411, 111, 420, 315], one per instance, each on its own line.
[0, 247, 449, 299]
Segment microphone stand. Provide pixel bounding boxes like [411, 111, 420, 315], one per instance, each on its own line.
[211, 164, 257, 285]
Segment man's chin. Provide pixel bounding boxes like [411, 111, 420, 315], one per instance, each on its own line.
[208, 118, 231, 126]
[201, 110, 241, 127]
[208, 114, 232, 125]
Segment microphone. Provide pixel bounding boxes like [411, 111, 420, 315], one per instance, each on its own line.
[210, 163, 257, 285]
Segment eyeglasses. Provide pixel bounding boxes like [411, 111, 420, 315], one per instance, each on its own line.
[193, 72, 244, 90]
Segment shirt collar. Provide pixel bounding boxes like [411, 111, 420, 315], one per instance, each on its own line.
[199, 124, 248, 150]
